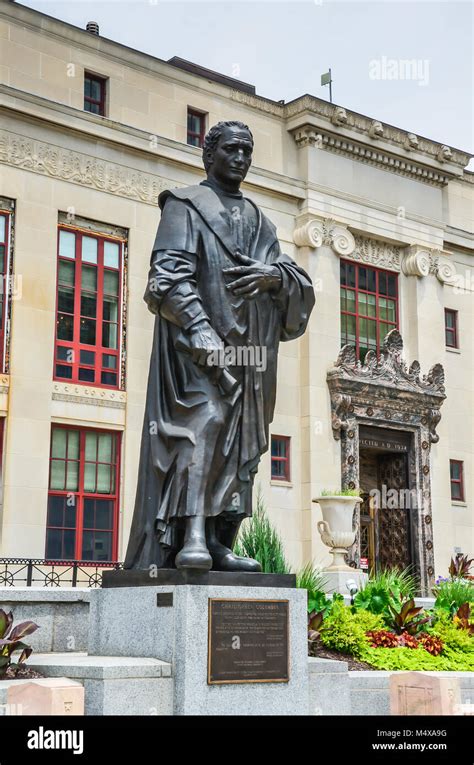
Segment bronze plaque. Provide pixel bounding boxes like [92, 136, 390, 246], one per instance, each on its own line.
[208, 598, 289, 684]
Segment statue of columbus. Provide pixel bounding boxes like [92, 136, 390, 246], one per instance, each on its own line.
[124, 121, 315, 572]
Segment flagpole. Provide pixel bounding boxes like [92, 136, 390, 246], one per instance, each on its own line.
[329, 67, 332, 103]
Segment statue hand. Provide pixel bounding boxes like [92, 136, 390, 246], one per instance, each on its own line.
[223, 256, 282, 298]
[188, 321, 224, 366]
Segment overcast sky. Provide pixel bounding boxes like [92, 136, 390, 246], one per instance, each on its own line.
[19, 0, 474, 166]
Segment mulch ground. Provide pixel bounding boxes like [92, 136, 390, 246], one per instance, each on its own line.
[2, 666, 45, 680]
[309, 644, 375, 671]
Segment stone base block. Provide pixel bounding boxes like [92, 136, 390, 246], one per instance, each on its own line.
[322, 569, 368, 595]
[27, 653, 173, 716]
[308, 657, 350, 715]
[1, 588, 90, 652]
[89, 584, 308, 715]
[390, 671, 461, 716]
[6, 677, 84, 715]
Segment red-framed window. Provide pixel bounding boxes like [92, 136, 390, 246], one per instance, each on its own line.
[84, 73, 107, 116]
[55, 227, 122, 388]
[450, 460, 465, 502]
[46, 425, 121, 561]
[445, 309, 458, 348]
[340, 260, 399, 362]
[0, 212, 10, 372]
[187, 108, 206, 148]
[271, 435, 291, 481]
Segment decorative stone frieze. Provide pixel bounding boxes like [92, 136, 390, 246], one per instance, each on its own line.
[0, 129, 170, 206]
[351, 235, 401, 271]
[293, 218, 401, 271]
[294, 218, 457, 286]
[52, 382, 127, 409]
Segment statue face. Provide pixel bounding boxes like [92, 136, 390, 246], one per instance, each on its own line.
[206, 126, 253, 189]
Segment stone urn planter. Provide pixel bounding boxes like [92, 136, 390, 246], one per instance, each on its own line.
[313, 494, 363, 571]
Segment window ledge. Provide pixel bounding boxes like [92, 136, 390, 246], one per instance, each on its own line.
[451, 500, 467, 507]
[270, 480, 293, 488]
[446, 346, 461, 354]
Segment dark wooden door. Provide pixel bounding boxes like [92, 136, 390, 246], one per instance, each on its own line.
[376, 453, 413, 571]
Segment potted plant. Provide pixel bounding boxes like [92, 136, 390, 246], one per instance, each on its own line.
[312, 489, 362, 571]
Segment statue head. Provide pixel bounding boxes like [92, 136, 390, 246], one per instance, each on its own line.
[203, 121, 254, 192]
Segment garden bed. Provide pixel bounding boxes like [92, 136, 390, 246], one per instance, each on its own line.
[305, 562, 474, 673]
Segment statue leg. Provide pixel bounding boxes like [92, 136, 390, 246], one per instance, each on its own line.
[206, 516, 261, 572]
[175, 515, 212, 571]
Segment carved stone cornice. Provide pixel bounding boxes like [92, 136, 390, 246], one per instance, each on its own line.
[230, 91, 471, 170]
[402, 245, 457, 284]
[291, 126, 452, 186]
[52, 382, 127, 409]
[0, 129, 170, 206]
[327, 330, 446, 442]
[231, 90, 472, 175]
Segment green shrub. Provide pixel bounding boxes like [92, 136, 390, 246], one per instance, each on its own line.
[233, 489, 290, 574]
[296, 563, 329, 613]
[319, 601, 368, 658]
[353, 567, 418, 618]
[433, 577, 474, 615]
[360, 645, 474, 672]
[351, 609, 385, 632]
[429, 611, 474, 654]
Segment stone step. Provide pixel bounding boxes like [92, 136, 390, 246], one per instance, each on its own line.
[28, 652, 172, 679]
[22, 652, 173, 715]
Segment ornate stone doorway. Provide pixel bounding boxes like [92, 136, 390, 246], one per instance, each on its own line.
[327, 330, 446, 595]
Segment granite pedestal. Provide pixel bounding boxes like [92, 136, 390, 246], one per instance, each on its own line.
[322, 569, 368, 595]
[89, 572, 308, 716]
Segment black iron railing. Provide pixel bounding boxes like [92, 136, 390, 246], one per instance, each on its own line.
[0, 558, 123, 588]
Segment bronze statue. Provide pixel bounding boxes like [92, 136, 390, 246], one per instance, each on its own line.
[124, 121, 315, 572]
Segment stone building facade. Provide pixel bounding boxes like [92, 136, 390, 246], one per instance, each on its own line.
[0, 3, 472, 592]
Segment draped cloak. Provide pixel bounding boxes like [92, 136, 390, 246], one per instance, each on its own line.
[124, 183, 315, 569]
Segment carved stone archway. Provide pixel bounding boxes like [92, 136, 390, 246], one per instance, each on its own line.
[327, 330, 446, 595]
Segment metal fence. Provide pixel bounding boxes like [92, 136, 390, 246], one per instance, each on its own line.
[0, 558, 123, 588]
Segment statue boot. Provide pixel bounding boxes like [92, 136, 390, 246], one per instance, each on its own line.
[175, 516, 212, 570]
[206, 517, 262, 572]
